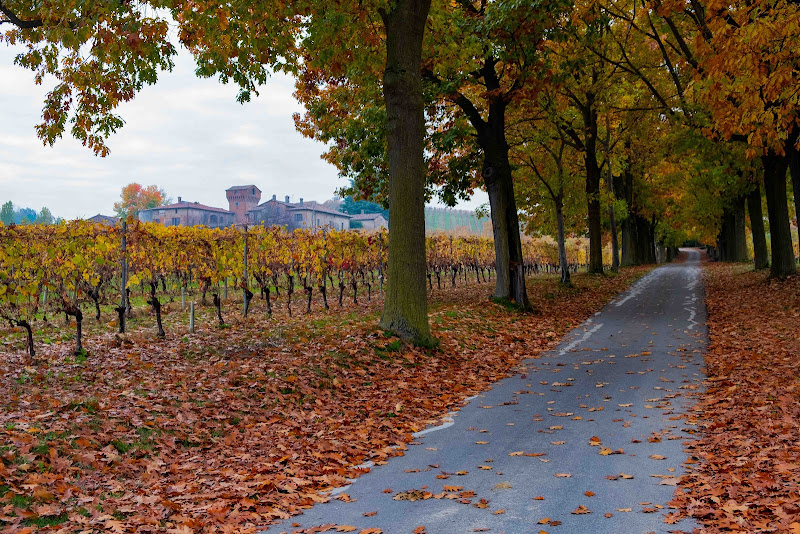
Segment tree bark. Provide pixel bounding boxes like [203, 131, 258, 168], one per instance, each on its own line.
[484, 159, 530, 308]
[378, 0, 435, 345]
[583, 104, 603, 274]
[450, 56, 530, 308]
[762, 151, 796, 277]
[789, 144, 800, 252]
[747, 180, 769, 270]
[603, 124, 619, 272]
[608, 183, 619, 272]
[733, 194, 748, 262]
[556, 198, 570, 286]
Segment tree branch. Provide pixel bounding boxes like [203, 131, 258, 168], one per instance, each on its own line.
[0, 1, 43, 28]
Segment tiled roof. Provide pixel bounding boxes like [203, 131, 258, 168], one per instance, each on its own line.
[141, 202, 233, 214]
[351, 213, 385, 221]
[226, 185, 261, 192]
[287, 205, 351, 218]
[88, 214, 119, 222]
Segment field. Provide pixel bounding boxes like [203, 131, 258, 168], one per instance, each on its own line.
[0, 265, 650, 533]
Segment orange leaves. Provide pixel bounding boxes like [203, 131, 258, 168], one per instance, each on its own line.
[670, 264, 800, 531]
[0, 260, 648, 532]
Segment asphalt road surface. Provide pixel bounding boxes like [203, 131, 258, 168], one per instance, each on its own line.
[264, 249, 707, 534]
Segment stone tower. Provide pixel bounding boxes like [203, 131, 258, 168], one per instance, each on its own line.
[226, 185, 262, 224]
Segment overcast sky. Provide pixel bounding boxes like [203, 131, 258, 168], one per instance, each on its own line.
[0, 45, 488, 220]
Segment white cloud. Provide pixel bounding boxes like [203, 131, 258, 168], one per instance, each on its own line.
[0, 43, 487, 219]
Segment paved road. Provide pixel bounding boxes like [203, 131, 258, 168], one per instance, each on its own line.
[264, 250, 707, 534]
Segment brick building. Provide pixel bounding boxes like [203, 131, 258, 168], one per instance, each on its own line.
[137, 188, 352, 230]
[248, 195, 351, 230]
[226, 185, 261, 224]
[138, 197, 235, 228]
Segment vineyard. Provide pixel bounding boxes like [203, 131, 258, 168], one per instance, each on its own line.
[0, 222, 593, 361]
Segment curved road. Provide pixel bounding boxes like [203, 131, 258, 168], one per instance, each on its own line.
[265, 249, 706, 534]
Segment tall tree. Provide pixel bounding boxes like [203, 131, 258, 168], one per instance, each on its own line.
[293, 0, 563, 308]
[377, 0, 435, 344]
[597, 0, 799, 276]
[0, 201, 13, 225]
[34, 206, 54, 225]
[3, 0, 438, 343]
[512, 112, 586, 286]
[113, 183, 169, 219]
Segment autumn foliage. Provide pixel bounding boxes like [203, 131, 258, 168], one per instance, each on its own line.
[670, 263, 800, 531]
[0, 246, 649, 531]
[113, 184, 169, 219]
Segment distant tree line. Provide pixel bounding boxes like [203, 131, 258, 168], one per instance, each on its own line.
[0, 201, 59, 226]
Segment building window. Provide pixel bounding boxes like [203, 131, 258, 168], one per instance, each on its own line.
[252, 188, 255, 194]
[210, 215, 218, 224]
[236, 202, 239, 206]
[294, 213, 303, 222]
[175, 209, 178, 213]
[171, 217, 180, 225]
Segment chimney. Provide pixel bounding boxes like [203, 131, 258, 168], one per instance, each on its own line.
[272, 194, 276, 201]
[177, 196, 182, 203]
[285, 195, 290, 203]
[299, 198, 304, 206]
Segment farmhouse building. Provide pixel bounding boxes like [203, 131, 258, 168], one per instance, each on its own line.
[87, 214, 120, 226]
[138, 197, 235, 228]
[350, 212, 388, 230]
[247, 195, 351, 230]
[137, 187, 352, 230]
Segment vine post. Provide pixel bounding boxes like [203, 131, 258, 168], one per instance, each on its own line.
[118, 220, 128, 334]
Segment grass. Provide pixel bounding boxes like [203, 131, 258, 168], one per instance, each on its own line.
[23, 513, 68, 528]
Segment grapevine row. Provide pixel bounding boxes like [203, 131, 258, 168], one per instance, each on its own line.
[0, 221, 591, 361]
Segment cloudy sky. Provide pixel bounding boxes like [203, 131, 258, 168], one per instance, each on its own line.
[0, 45, 487, 220]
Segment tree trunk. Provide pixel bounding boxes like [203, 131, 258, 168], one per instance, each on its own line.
[620, 168, 635, 266]
[747, 180, 769, 270]
[604, 125, 619, 272]
[584, 105, 603, 274]
[762, 151, 796, 277]
[789, 144, 800, 252]
[378, 0, 435, 345]
[484, 165, 530, 307]
[732, 194, 748, 262]
[717, 208, 731, 261]
[556, 198, 570, 286]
